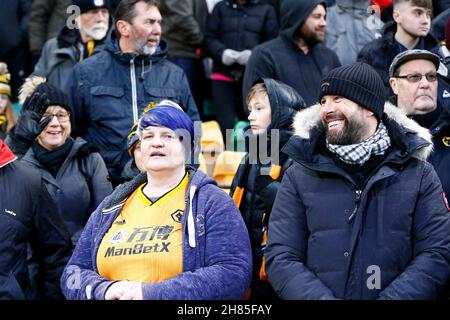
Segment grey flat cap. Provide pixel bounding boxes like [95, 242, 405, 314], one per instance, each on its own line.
[389, 49, 441, 77]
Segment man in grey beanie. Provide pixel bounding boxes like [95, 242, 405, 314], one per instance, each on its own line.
[265, 62, 450, 300]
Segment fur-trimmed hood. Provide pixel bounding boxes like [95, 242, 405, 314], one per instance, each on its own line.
[287, 102, 433, 163]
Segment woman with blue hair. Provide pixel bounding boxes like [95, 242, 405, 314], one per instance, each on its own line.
[60, 101, 252, 300]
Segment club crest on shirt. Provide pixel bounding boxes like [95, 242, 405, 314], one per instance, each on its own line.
[171, 210, 183, 223]
[442, 136, 450, 147]
[109, 229, 128, 245]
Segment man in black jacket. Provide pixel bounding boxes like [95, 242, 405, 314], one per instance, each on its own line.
[389, 49, 450, 198]
[66, 0, 200, 185]
[242, 0, 340, 110]
[33, 0, 112, 91]
[0, 139, 72, 299]
[265, 62, 450, 299]
[358, 0, 438, 94]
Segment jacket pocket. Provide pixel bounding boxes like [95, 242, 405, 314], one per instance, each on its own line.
[89, 86, 126, 121]
[143, 86, 177, 100]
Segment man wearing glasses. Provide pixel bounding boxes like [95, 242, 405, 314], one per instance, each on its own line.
[389, 49, 450, 200]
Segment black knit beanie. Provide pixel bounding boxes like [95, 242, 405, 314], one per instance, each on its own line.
[72, 0, 110, 14]
[318, 62, 386, 123]
[35, 82, 72, 114]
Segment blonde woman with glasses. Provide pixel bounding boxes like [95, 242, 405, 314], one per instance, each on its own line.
[6, 77, 112, 246]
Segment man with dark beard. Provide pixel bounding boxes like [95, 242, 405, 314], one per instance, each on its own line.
[33, 0, 113, 91]
[265, 62, 450, 299]
[66, 0, 200, 185]
[242, 0, 340, 110]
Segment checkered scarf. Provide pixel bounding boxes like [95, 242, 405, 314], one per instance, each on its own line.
[326, 122, 391, 166]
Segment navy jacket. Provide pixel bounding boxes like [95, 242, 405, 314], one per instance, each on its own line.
[358, 22, 439, 95]
[66, 35, 200, 183]
[61, 169, 252, 300]
[242, 0, 341, 108]
[0, 142, 72, 299]
[265, 103, 450, 299]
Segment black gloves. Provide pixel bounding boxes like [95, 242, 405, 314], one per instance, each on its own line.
[5, 92, 51, 157]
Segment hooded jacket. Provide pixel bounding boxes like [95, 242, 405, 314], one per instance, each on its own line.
[242, 0, 341, 108]
[0, 140, 72, 300]
[265, 103, 450, 299]
[204, 0, 279, 81]
[412, 99, 450, 200]
[66, 35, 200, 184]
[22, 137, 112, 243]
[358, 21, 439, 94]
[325, 0, 383, 65]
[33, 24, 111, 91]
[60, 169, 252, 300]
[230, 79, 305, 298]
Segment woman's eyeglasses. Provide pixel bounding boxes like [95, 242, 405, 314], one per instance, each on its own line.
[394, 72, 438, 83]
[43, 112, 70, 123]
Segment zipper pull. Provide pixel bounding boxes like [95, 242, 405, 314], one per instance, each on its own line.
[347, 190, 361, 223]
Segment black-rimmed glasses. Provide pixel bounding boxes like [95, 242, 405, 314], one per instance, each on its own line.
[394, 72, 438, 83]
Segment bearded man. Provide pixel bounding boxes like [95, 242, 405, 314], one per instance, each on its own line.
[242, 0, 341, 109]
[65, 0, 200, 186]
[33, 0, 112, 91]
[265, 62, 450, 299]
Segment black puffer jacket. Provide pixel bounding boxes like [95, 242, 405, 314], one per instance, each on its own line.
[230, 78, 306, 299]
[204, 0, 279, 80]
[266, 103, 450, 299]
[0, 140, 72, 300]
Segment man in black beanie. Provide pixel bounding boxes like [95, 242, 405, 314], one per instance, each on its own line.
[265, 62, 450, 299]
[32, 0, 112, 91]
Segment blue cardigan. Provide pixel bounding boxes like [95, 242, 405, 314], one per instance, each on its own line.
[60, 169, 252, 300]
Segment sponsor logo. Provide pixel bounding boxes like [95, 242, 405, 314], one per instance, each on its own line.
[321, 82, 330, 92]
[108, 230, 128, 245]
[442, 136, 450, 147]
[443, 90, 450, 99]
[104, 242, 171, 257]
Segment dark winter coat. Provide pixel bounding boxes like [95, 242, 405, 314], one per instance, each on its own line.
[60, 169, 252, 300]
[230, 78, 305, 299]
[242, 0, 341, 108]
[22, 137, 112, 243]
[204, 0, 279, 80]
[265, 103, 450, 299]
[358, 22, 439, 94]
[27, 0, 71, 56]
[420, 101, 450, 200]
[66, 35, 200, 183]
[0, 141, 72, 300]
[0, 0, 31, 57]
[33, 25, 109, 91]
[160, 0, 204, 58]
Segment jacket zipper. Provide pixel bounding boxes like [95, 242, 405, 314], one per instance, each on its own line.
[347, 190, 361, 223]
[130, 58, 138, 122]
